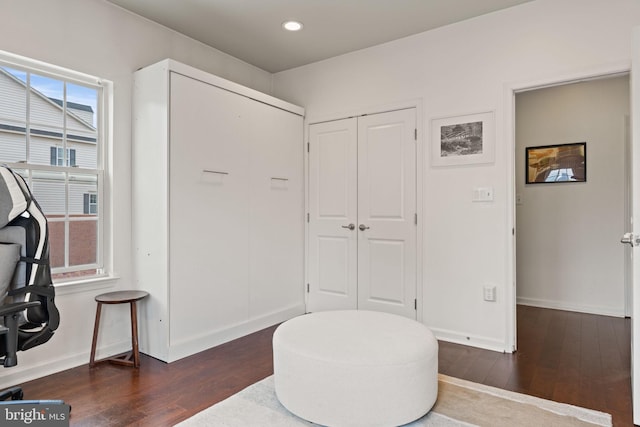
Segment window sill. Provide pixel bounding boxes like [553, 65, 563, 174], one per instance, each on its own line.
[53, 274, 121, 296]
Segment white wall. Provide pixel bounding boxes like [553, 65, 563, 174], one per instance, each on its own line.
[0, 0, 274, 387]
[516, 76, 630, 316]
[272, 0, 640, 351]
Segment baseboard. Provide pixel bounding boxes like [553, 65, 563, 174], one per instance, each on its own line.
[161, 303, 306, 363]
[1, 340, 131, 390]
[3, 305, 306, 387]
[430, 327, 508, 353]
[516, 297, 625, 317]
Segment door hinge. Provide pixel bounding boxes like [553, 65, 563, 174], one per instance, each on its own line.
[307, 142, 310, 153]
[414, 298, 417, 310]
[307, 283, 310, 293]
[307, 213, 310, 223]
[414, 128, 417, 140]
[415, 213, 418, 225]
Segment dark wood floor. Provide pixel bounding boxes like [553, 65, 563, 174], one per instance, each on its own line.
[10, 305, 633, 426]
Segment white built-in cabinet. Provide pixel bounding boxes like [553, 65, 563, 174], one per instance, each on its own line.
[132, 59, 305, 362]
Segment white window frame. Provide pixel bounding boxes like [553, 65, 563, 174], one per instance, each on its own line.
[0, 49, 113, 285]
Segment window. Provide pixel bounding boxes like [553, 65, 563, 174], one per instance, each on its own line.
[51, 147, 76, 167]
[84, 193, 97, 215]
[0, 50, 110, 283]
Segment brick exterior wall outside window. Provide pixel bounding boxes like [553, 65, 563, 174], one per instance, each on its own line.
[48, 215, 97, 268]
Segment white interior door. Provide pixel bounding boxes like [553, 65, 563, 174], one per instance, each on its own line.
[307, 118, 358, 312]
[307, 109, 417, 319]
[357, 110, 417, 318]
[630, 25, 640, 426]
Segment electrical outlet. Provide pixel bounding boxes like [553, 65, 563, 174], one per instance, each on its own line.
[483, 285, 496, 302]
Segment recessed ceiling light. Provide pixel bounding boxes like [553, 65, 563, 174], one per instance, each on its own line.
[282, 21, 303, 31]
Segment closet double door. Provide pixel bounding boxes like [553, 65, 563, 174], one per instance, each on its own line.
[307, 108, 417, 319]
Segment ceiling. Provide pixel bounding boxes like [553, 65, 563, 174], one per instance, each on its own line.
[107, 0, 534, 73]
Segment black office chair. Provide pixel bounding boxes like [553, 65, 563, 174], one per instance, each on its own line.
[0, 165, 60, 401]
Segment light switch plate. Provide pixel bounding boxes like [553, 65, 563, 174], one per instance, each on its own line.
[472, 187, 494, 202]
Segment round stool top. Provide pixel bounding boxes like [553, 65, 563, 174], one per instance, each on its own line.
[274, 310, 437, 366]
[95, 290, 149, 304]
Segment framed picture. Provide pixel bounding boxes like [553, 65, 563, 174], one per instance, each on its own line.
[525, 142, 586, 184]
[431, 111, 495, 167]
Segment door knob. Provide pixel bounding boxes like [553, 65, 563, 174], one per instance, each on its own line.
[621, 232, 640, 247]
[341, 223, 355, 231]
[359, 224, 370, 231]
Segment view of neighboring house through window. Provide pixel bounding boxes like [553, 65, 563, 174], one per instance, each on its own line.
[0, 55, 106, 282]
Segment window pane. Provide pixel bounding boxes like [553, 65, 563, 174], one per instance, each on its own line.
[0, 66, 27, 122]
[30, 130, 64, 166]
[29, 74, 63, 128]
[0, 124, 26, 163]
[69, 173, 97, 215]
[48, 220, 65, 269]
[31, 170, 66, 269]
[31, 170, 66, 216]
[68, 137, 97, 169]
[89, 193, 97, 214]
[67, 83, 98, 169]
[0, 66, 27, 163]
[31, 170, 67, 270]
[69, 220, 97, 266]
[67, 83, 97, 131]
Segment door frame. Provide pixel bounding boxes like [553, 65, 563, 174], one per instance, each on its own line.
[304, 98, 424, 322]
[504, 62, 631, 352]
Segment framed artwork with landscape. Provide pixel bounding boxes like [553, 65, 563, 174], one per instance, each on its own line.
[525, 142, 586, 184]
[431, 111, 495, 167]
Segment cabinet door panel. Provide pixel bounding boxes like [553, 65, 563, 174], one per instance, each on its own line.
[248, 100, 304, 317]
[169, 73, 250, 340]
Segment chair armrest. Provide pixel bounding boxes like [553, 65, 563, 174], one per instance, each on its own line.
[0, 301, 40, 318]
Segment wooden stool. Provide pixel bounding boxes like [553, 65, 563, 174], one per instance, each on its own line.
[90, 290, 149, 368]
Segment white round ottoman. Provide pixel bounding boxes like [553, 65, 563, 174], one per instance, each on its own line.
[273, 310, 438, 427]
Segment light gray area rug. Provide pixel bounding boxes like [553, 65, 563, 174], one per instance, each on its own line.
[176, 374, 612, 427]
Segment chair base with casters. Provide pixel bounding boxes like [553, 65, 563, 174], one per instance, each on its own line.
[0, 386, 23, 401]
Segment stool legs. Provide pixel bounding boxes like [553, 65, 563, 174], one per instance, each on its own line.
[89, 302, 103, 367]
[89, 300, 141, 368]
[130, 301, 140, 368]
